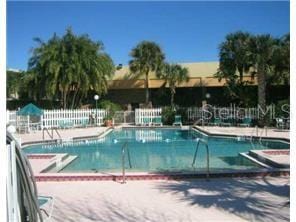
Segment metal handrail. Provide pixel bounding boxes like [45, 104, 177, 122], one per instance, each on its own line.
[42, 127, 62, 142]
[42, 128, 53, 140]
[258, 126, 268, 147]
[52, 128, 62, 142]
[121, 142, 132, 183]
[192, 138, 210, 179]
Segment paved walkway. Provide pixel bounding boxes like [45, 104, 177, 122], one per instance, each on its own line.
[38, 176, 289, 222]
[196, 126, 289, 140]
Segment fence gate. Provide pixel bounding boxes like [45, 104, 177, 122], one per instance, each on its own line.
[113, 111, 135, 125]
[124, 111, 135, 124]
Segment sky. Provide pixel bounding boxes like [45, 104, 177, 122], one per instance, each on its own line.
[7, 1, 289, 70]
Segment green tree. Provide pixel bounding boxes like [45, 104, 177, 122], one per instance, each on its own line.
[157, 63, 189, 107]
[129, 41, 165, 105]
[216, 32, 289, 111]
[269, 34, 290, 85]
[216, 31, 252, 82]
[215, 31, 253, 105]
[7, 70, 21, 99]
[28, 28, 114, 108]
[249, 34, 277, 125]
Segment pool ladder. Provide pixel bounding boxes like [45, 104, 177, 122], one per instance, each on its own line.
[121, 142, 132, 183]
[192, 138, 210, 179]
[42, 127, 62, 142]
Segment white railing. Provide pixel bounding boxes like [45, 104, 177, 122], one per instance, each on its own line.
[135, 108, 162, 125]
[42, 109, 107, 129]
[6, 109, 107, 130]
[6, 110, 17, 126]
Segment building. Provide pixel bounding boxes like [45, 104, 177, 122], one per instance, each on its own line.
[104, 61, 259, 107]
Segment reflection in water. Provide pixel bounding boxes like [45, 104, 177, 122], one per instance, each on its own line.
[135, 130, 163, 142]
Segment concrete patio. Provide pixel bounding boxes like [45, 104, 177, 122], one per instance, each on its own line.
[195, 126, 289, 140]
[38, 176, 289, 222]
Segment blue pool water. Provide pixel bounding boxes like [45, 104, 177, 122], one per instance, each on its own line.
[23, 128, 289, 173]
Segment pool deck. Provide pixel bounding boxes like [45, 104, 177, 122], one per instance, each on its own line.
[38, 176, 290, 222]
[195, 126, 290, 140]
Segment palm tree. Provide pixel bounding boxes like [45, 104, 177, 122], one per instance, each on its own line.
[215, 32, 254, 105]
[28, 28, 114, 108]
[157, 63, 189, 107]
[129, 41, 165, 105]
[216, 31, 252, 83]
[270, 34, 290, 85]
[249, 34, 276, 125]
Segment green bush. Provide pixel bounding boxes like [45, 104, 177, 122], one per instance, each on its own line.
[175, 107, 188, 123]
[98, 100, 122, 119]
[162, 106, 176, 125]
[274, 99, 290, 119]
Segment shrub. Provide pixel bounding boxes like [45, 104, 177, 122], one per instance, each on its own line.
[274, 99, 290, 119]
[98, 100, 122, 119]
[162, 106, 176, 125]
[175, 107, 188, 123]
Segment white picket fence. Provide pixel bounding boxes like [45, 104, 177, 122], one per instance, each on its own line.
[6, 109, 107, 130]
[135, 108, 162, 125]
[42, 109, 107, 128]
[6, 110, 17, 126]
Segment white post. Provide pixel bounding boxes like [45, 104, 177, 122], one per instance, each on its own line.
[7, 141, 21, 222]
[27, 115, 30, 133]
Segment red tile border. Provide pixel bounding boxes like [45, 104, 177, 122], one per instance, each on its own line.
[262, 150, 290, 155]
[27, 154, 56, 159]
[35, 170, 290, 182]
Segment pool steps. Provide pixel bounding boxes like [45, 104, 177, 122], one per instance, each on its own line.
[248, 150, 290, 168]
[239, 152, 272, 169]
[39, 154, 78, 173]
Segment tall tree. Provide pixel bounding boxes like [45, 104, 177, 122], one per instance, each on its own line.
[28, 28, 114, 108]
[215, 31, 253, 105]
[269, 34, 290, 85]
[129, 41, 165, 105]
[216, 31, 252, 82]
[7, 70, 22, 99]
[157, 63, 189, 107]
[249, 34, 276, 125]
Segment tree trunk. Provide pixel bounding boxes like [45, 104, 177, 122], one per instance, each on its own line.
[60, 90, 64, 108]
[239, 69, 243, 83]
[63, 88, 68, 109]
[257, 65, 266, 126]
[74, 90, 81, 108]
[145, 71, 149, 106]
[170, 87, 175, 108]
[71, 86, 79, 109]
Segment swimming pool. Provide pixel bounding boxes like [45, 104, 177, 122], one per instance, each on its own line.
[23, 128, 289, 173]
